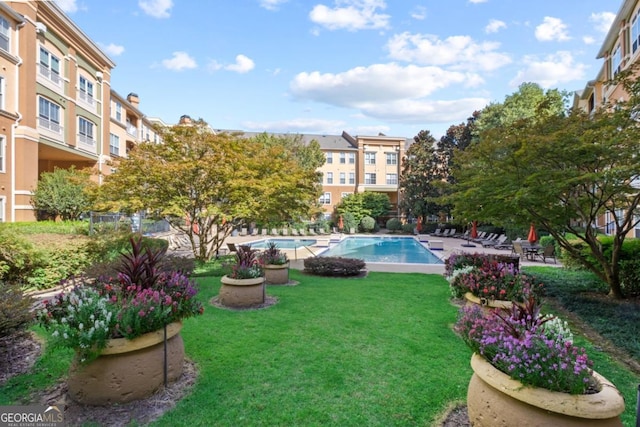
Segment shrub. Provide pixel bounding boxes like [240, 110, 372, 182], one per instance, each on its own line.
[401, 223, 415, 234]
[445, 252, 519, 277]
[258, 242, 288, 265]
[0, 281, 34, 338]
[224, 245, 262, 279]
[0, 228, 44, 284]
[85, 231, 169, 263]
[303, 257, 366, 277]
[84, 254, 195, 281]
[619, 259, 640, 297]
[386, 218, 402, 232]
[360, 216, 375, 232]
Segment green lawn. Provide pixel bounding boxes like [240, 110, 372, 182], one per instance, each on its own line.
[2, 269, 639, 426]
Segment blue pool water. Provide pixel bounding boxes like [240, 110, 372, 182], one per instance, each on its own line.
[249, 238, 317, 249]
[320, 236, 443, 264]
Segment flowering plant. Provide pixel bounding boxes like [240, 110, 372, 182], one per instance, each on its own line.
[37, 237, 204, 362]
[454, 298, 597, 394]
[225, 245, 263, 279]
[258, 242, 288, 266]
[448, 259, 544, 302]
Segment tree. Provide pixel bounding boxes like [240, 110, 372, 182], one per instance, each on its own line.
[31, 166, 95, 221]
[95, 120, 321, 261]
[334, 192, 390, 224]
[448, 76, 640, 299]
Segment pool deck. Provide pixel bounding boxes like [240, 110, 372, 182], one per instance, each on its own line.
[218, 232, 562, 274]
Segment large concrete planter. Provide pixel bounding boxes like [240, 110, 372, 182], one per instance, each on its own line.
[467, 353, 625, 427]
[219, 275, 265, 307]
[67, 322, 184, 405]
[263, 263, 289, 285]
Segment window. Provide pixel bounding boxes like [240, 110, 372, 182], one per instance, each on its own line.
[325, 152, 333, 164]
[109, 133, 119, 156]
[38, 97, 61, 132]
[386, 152, 398, 165]
[78, 117, 95, 145]
[349, 152, 355, 164]
[339, 172, 345, 184]
[386, 173, 398, 185]
[349, 172, 355, 184]
[39, 47, 61, 84]
[0, 76, 4, 110]
[79, 76, 94, 104]
[339, 152, 346, 164]
[0, 196, 5, 222]
[0, 136, 5, 172]
[365, 152, 376, 165]
[0, 16, 9, 52]
[612, 45, 622, 77]
[319, 192, 331, 205]
[633, 11, 640, 54]
[341, 192, 352, 198]
[365, 173, 376, 184]
[115, 102, 122, 121]
[326, 172, 333, 184]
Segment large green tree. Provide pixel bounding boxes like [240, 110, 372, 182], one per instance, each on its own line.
[31, 166, 95, 221]
[448, 77, 640, 299]
[96, 120, 321, 261]
[335, 192, 391, 224]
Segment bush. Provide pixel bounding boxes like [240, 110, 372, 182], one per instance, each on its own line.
[303, 257, 366, 277]
[84, 253, 195, 281]
[444, 252, 520, 277]
[386, 218, 402, 232]
[401, 223, 415, 234]
[0, 228, 44, 284]
[85, 231, 169, 263]
[619, 259, 640, 297]
[360, 216, 375, 232]
[0, 281, 34, 338]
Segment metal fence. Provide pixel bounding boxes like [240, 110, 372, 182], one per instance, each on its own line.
[88, 212, 170, 235]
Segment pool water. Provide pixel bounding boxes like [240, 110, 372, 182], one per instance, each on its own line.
[320, 236, 443, 264]
[249, 238, 317, 249]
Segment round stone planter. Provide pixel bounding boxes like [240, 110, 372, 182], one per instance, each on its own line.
[219, 275, 266, 308]
[467, 353, 625, 427]
[263, 263, 289, 285]
[464, 292, 515, 314]
[67, 322, 185, 405]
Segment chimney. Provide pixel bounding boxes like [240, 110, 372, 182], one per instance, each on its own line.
[127, 92, 139, 108]
[179, 114, 192, 125]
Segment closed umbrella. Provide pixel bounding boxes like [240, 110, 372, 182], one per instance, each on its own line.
[338, 215, 344, 231]
[527, 223, 538, 244]
[471, 221, 478, 239]
[416, 217, 422, 233]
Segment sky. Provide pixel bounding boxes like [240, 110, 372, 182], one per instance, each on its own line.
[54, 0, 620, 139]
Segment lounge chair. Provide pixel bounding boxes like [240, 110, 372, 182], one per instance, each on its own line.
[250, 228, 258, 236]
[512, 241, 526, 259]
[430, 228, 443, 236]
[291, 229, 299, 236]
[282, 228, 288, 236]
[261, 228, 268, 237]
[308, 228, 317, 235]
[299, 229, 306, 236]
[227, 243, 238, 254]
[482, 234, 507, 247]
[270, 228, 278, 236]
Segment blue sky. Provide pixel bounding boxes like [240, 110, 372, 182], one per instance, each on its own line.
[55, 0, 619, 139]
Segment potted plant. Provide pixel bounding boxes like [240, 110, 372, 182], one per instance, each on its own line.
[258, 241, 289, 285]
[219, 245, 266, 307]
[446, 255, 544, 312]
[454, 298, 625, 426]
[37, 237, 204, 405]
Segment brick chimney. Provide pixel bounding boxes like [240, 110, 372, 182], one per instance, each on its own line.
[127, 92, 139, 108]
[179, 114, 192, 125]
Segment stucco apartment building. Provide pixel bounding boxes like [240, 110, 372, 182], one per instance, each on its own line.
[573, 0, 640, 237]
[0, 1, 162, 222]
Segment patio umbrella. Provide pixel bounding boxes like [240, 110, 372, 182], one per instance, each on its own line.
[471, 221, 478, 239]
[527, 223, 538, 244]
[338, 215, 344, 231]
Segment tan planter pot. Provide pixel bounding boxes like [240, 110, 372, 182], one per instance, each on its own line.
[263, 263, 289, 285]
[219, 275, 266, 308]
[68, 322, 185, 405]
[467, 353, 625, 427]
[464, 292, 515, 314]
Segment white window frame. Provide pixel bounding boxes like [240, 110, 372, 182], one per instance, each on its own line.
[109, 133, 120, 156]
[39, 47, 61, 85]
[365, 152, 376, 165]
[341, 192, 352, 198]
[78, 75, 94, 105]
[386, 173, 398, 185]
[339, 172, 345, 184]
[0, 16, 9, 53]
[319, 192, 331, 205]
[612, 45, 622, 77]
[386, 152, 398, 165]
[349, 152, 355, 164]
[0, 136, 5, 172]
[78, 117, 95, 146]
[115, 102, 122, 122]
[633, 11, 640, 55]
[349, 172, 355, 184]
[326, 152, 333, 164]
[326, 171, 333, 184]
[339, 152, 346, 164]
[365, 173, 376, 185]
[0, 196, 5, 222]
[0, 76, 5, 111]
[38, 96, 62, 133]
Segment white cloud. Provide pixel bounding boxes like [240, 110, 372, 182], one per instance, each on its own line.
[55, 0, 78, 13]
[361, 98, 489, 124]
[208, 55, 256, 73]
[100, 43, 125, 57]
[309, 0, 390, 31]
[161, 51, 197, 71]
[510, 51, 587, 88]
[410, 6, 427, 21]
[535, 16, 570, 42]
[242, 118, 347, 134]
[139, 0, 173, 19]
[583, 36, 595, 45]
[259, 0, 288, 11]
[589, 12, 615, 34]
[290, 63, 482, 109]
[485, 19, 506, 34]
[386, 32, 511, 72]
[468, 0, 488, 3]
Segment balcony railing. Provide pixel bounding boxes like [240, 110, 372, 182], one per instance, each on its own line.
[78, 91, 95, 106]
[38, 64, 62, 86]
[77, 133, 96, 153]
[126, 124, 138, 137]
[38, 116, 63, 134]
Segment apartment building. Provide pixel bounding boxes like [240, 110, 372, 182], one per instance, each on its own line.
[573, 0, 640, 237]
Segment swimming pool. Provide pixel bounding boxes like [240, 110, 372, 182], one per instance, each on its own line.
[320, 236, 443, 264]
[249, 238, 317, 249]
